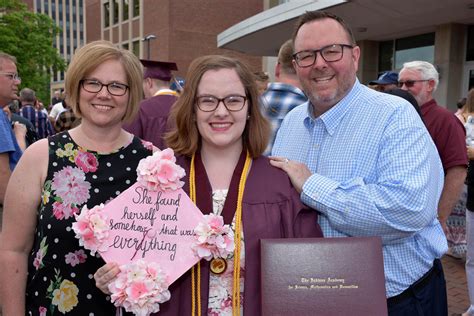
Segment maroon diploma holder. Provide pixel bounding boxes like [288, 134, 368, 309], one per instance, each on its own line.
[261, 237, 388, 316]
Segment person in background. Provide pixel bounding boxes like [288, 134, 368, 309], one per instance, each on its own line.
[18, 88, 55, 139]
[261, 39, 307, 155]
[123, 59, 178, 149]
[0, 52, 23, 217]
[54, 99, 81, 132]
[463, 89, 474, 316]
[170, 76, 185, 95]
[253, 70, 269, 95]
[0, 40, 154, 315]
[399, 61, 468, 233]
[271, 11, 448, 315]
[94, 55, 322, 315]
[456, 97, 467, 117]
[369, 71, 399, 92]
[3, 104, 31, 149]
[50, 90, 62, 106]
[48, 93, 66, 124]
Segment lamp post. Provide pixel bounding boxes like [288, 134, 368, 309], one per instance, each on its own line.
[142, 34, 157, 59]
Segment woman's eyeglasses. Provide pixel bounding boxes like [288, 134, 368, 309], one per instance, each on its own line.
[196, 95, 247, 112]
[397, 79, 430, 88]
[81, 79, 129, 96]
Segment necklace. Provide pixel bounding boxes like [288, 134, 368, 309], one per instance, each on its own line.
[190, 150, 251, 316]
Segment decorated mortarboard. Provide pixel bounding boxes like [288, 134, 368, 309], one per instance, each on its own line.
[141, 59, 178, 81]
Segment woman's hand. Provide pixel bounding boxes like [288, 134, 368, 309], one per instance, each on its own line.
[94, 262, 120, 295]
[467, 146, 474, 160]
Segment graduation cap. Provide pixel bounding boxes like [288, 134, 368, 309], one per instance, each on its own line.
[140, 59, 178, 81]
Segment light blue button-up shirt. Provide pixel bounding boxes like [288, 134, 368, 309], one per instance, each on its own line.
[272, 80, 447, 297]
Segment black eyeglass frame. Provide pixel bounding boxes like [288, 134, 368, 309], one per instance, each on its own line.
[195, 95, 248, 112]
[80, 79, 130, 96]
[397, 79, 431, 88]
[293, 44, 354, 68]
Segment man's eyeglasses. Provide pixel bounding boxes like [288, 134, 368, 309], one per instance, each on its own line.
[397, 80, 430, 88]
[196, 95, 247, 112]
[0, 72, 21, 82]
[81, 79, 129, 96]
[293, 44, 354, 68]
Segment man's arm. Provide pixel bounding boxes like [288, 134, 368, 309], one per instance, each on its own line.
[0, 153, 11, 204]
[0, 140, 46, 314]
[437, 166, 467, 232]
[12, 122, 27, 151]
[272, 100, 443, 244]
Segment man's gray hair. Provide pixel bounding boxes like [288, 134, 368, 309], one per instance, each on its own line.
[402, 60, 439, 91]
[0, 52, 17, 70]
[20, 88, 36, 104]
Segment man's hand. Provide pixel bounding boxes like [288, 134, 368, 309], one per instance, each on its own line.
[269, 156, 312, 193]
[12, 122, 26, 138]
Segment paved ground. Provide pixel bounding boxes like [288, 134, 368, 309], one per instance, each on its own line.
[443, 255, 470, 315]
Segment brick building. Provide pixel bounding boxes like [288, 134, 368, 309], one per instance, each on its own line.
[86, 0, 263, 78]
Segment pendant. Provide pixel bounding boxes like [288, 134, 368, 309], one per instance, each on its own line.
[210, 257, 227, 275]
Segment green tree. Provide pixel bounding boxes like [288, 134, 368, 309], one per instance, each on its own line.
[0, 0, 65, 105]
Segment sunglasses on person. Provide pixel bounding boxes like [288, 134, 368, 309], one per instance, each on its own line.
[397, 79, 430, 88]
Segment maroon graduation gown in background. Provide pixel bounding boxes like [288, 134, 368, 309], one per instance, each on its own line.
[123, 94, 177, 149]
[154, 155, 323, 315]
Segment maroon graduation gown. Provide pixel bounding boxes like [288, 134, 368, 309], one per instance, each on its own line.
[154, 155, 323, 315]
[123, 94, 177, 149]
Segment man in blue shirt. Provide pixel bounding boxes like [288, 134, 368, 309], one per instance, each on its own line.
[261, 39, 307, 155]
[0, 52, 23, 212]
[270, 11, 447, 315]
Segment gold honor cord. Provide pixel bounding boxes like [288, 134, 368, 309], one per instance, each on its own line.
[190, 151, 251, 316]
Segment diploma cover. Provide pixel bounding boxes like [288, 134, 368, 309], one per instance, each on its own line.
[261, 237, 387, 316]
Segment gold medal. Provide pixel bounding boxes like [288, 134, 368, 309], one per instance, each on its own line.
[210, 257, 227, 274]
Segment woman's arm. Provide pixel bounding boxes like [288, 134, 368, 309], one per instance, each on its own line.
[0, 139, 48, 315]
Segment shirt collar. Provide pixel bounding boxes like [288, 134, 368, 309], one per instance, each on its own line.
[267, 82, 305, 96]
[420, 98, 436, 116]
[304, 78, 361, 136]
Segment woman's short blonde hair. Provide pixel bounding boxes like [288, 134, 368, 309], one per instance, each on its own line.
[65, 40, 143, 123]
[165, 55, 270, 158]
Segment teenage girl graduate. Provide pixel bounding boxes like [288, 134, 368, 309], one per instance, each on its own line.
[94, 55, 323, 315]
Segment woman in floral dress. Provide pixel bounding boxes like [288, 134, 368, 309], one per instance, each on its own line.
[0, 40, 153, 315]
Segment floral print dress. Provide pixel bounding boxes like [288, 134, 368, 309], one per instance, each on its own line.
[207, 190, 245, 316]
[25, 132, 153, 315]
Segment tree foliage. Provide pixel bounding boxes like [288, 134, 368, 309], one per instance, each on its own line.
[0, 0, 65, 105]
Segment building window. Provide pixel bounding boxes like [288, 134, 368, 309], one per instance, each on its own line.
[113, 0, 119, 24]
[104, 2, 110, 28]
[467, 25, 474, 61]
[378, 40, 394, 72]
[123, 0, 129, 21]
[123, 42, 129, 50]
[132, 40, 140, 57]
[133, 0, 139, 17]
[394, 33, 435, 70]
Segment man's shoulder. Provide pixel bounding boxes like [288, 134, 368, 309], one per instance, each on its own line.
[429, 101, 456, 116]
[424, 100, 462, 127]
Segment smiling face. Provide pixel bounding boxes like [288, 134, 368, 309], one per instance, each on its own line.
[78, 59, 129, 128]
[293, 18, 360, 116]
[0, 59, 20, 107]
[195, 68, 248, 153]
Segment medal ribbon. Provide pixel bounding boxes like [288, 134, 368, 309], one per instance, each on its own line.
[190, 150, 251, 316]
